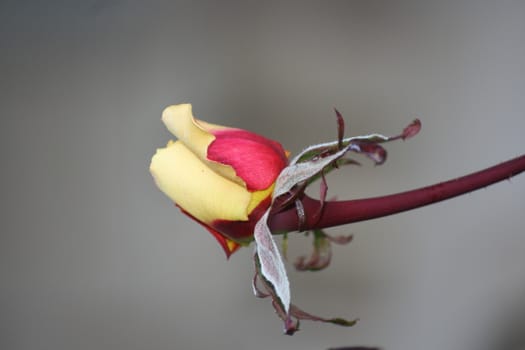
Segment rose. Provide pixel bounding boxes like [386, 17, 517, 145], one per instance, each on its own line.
[150, 104, 288, 257]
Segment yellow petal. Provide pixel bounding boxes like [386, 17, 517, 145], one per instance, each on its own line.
[247, 184, 275, 214]
[161, 104, 247, 188]
[150, 140, 252, 223]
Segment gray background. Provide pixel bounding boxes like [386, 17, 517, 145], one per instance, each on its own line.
[2, 1, 525, 349]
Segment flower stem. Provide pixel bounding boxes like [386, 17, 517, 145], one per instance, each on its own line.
[269, 154, 525, 232]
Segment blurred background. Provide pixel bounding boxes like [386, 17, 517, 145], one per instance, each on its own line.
[1, 1, 525, 349]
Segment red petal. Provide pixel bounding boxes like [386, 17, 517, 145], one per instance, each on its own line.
[208, 129, 288, 191]
[211, 196, 271, 242]
[176, 205, 241, 258]
[175, 193, 272, 257]
[204, 227, 241, 258]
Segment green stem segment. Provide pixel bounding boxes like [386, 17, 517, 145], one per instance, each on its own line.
[268, 154, 525, 232]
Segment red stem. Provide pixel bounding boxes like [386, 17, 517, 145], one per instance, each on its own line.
[268, 154, 525, 232]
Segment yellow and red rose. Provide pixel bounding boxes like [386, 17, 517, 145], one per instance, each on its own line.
[150, 104, 288, 257]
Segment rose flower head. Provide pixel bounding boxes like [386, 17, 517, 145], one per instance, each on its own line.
[150, 104, 288, 257]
